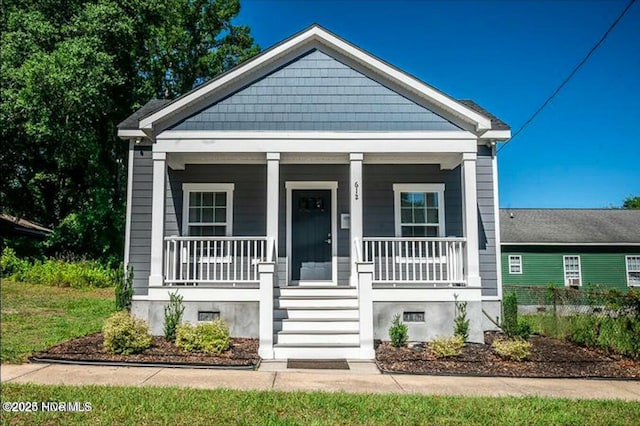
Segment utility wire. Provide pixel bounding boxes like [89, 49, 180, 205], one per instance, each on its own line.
[497, 0, 636, 153]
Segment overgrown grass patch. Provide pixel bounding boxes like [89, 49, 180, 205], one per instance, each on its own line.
[1, 247, 119, 288]
[1, 384, 639, 425]
[1, 281, 115, 363]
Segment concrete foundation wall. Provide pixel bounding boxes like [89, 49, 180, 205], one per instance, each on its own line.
[481, 300, 502, 332]
[373, 301, 485, 343]
[132, 300, 259, 338]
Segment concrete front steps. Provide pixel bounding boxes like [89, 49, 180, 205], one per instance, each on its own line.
[273, 286, 363, 359]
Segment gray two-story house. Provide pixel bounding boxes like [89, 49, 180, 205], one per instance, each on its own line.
[117, 25, 510, 359]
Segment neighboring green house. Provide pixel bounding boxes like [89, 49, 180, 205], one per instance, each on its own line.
[500, 209, 640, 290]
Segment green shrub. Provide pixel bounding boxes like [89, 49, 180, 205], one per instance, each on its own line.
[388, 314, 408, 348]
[515, 321, 532, 341]
[453, 296, 470, 342]
[569, 315, 599, 347]
[103, 311, 152, 355]
[163, 291, 185, 342]
[492, 338, 532, 361]
[597, 316, 640, 358]
[1, 247, 28, 277]
[502, 292, 519, 338]
[175, 319, 230, 355]
[116, 266, 134, 311]
[430, 335, 465, 358]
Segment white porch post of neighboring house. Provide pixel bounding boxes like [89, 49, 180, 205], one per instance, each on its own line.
[461, 152, 481, 287]
[149, 151, 167, 287]
[259, 152, 279, 359]
[350, 153, 363, 286]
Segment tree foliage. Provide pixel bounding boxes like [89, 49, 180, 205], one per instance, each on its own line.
[622, 197, 640, 209]
[1, 0, 259, 263]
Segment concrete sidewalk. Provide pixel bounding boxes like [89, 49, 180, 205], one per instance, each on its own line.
[2, 362, 639, 401]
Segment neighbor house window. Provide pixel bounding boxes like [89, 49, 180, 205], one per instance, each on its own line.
[627, 256, 640, 287]
[182, 183, 234, 236]
[508, 255, 522, 274]
[393, 184, 445, 237]
[563, 256, 581, 287]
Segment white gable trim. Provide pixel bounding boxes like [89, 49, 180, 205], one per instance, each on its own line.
[139, 26, 492, 133]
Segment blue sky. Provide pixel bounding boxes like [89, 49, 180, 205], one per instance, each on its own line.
[238, 0, 639, 208]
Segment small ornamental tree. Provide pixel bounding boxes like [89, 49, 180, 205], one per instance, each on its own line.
[163, 291, 185, 342]
[389, 314, 409, 348]
[453, 294, 470, 342]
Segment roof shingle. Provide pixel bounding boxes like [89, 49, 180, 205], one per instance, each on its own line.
[500, 209, 640, 245]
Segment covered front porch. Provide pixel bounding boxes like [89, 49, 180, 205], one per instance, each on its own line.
[149, 141, 483, 291]
[141, 136, 484, 358]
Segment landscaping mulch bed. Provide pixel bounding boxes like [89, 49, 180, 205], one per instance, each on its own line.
[33, 333, 259, 368]
[376, 332, 640, 379]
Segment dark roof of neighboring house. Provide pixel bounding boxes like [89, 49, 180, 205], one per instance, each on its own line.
[500, 209, 640, 245]
[0, 214, 52, 239]
[458, 100, 510, 131]
[117, 99, 171, 130]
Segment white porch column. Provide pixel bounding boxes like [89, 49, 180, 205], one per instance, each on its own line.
[350, 153, 363, 286]
[357, 262, 375, 358]
[266, 153, 280, 245]
[149, 151, 167, 287]
[461, 152, 481, 287]
[258, 262, 275, 359]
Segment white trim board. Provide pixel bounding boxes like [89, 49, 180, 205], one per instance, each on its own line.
[153, 139, 478, 154]
[139, 25, 492, 133]
[285, 181, 339, 285]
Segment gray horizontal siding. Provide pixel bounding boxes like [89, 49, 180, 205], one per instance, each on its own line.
[128, 146, 152, 295]
[167, 165, 267, 237]
[477, 145, 498, 296]
[170, 49, 460, 132]
[362, 164, 463, 238]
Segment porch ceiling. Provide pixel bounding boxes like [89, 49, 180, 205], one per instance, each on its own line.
[165, 152, 465, 170]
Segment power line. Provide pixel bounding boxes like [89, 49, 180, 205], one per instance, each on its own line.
[497, 0, 636, 153]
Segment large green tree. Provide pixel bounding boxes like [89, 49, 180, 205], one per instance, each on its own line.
[1, 0, 258, 263]
[622, 196, 640, 209]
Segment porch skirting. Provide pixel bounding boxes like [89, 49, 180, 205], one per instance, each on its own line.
[131, 296, 501, 348]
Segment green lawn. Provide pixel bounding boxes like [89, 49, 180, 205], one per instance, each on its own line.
[2, 384, 639, 425]
[1, 281, 115, 363]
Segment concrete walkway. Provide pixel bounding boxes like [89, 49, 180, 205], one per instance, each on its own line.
[2, 362, 639, 401]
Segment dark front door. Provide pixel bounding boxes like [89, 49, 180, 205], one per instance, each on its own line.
[291, 190, 332, 281]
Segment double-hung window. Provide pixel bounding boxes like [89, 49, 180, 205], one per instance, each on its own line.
[627, 256, 640, 287]
[393, 184, 445, 237]
[182, 184, 234, 236]
[508, 255, 522, 274]
[563, 255, 581, 287]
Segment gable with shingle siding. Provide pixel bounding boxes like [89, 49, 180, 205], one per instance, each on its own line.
[169, 49, 461, 132]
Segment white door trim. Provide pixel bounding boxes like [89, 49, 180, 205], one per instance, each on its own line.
[285, 181, 338, 286]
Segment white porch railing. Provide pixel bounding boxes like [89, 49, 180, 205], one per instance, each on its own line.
[361, 237, 466, 285]
[164, 236, 270, 285]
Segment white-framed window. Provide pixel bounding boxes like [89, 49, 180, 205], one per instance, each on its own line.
[393, 184, 445, 237]
[508, 255, 522, 274]
[563, 255, 582, 287]
[626, 256, 640, 287]
[182, 183, 234, 236]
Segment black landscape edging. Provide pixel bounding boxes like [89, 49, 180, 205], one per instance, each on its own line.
[29, 356, 257, 371]
[375, 361, 640, 381]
